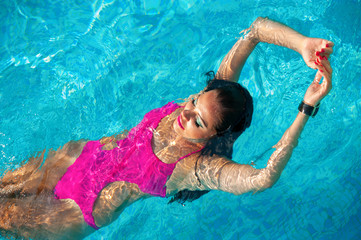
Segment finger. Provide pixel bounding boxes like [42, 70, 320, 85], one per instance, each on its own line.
[317, 48, 333, 58]
[319, 58, 333, 74]
[316, 55, 328, 64]
[313, 71, 323, 84]
[322, 47, 333, 56]
[320, 68, 332, 94]
[316, 41, 334, 57]
[315, 57, 326, 68]
[325, 41, 334, 48]
[315, 56, 322, 65]
[315, 58, 328, 73]
[317, 66, 332, 92]
[316, 67, 329, 83]
[323, 41, 334, 56]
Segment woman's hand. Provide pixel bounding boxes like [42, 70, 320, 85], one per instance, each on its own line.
[303, 57, 333, 106]
[301, 38, 334, 69]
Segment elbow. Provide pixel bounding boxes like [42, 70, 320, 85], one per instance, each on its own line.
[261, 179, 276, 190]
[253, 182, 274, 194]
[255, 16, 271, 22]
[253, 16, 268, 25]
[248, 17, 268, 43]
[253, 176, 278, 192]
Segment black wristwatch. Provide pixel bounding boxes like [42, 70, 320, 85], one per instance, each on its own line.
[298, 101, 320, 117]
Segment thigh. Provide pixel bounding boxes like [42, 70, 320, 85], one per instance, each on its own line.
[1, 140, 88, 197]
[32, 140, 88, 192]
[0, 195, 94, 240]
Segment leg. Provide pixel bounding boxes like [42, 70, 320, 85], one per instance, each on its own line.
[0, 151, 45, 193]
[0, 140, 87, 198]
[0, 132, 134, 192]
[0, 194, 94, 240]
[21, 140, 87, 195]
[1, 133, 128, 196]
[0, 140, 94, 239]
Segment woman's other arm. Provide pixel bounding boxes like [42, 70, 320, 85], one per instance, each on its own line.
[212, 112, 309, 194]
[215, 29, 258, 82]
[215, 17, 334, 82]
[93, 181, 150, 227]
[204, 58, 332, 194]
[201, 110, 309, 194]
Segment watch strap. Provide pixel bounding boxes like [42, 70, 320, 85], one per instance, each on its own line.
[298, 101, 320, 117]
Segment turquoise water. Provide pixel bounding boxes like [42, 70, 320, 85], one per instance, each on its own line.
[1, 0, 361, 239]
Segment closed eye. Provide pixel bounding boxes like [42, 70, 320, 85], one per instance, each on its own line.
[195, 117, 203, 128]
[192, 98, 204, 128]
[192, 98, 197, 106]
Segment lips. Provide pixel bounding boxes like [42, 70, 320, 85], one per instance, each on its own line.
[177, 115, 185, 130]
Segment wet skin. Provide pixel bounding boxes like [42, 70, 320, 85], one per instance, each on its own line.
[173, 90, 221, 141]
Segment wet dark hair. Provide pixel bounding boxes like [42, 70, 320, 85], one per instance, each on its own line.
[204, 72, 253, 135]
[169, 71, 254, 205]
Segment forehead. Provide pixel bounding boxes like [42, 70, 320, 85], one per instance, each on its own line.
[197, 90, 222, 128]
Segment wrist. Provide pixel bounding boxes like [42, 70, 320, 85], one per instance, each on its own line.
[298, 37, 306, 55]
[278, 112, 309, 149]
[298, 101, 320, 117]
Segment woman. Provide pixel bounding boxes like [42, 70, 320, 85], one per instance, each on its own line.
[0, 17, 333, 239]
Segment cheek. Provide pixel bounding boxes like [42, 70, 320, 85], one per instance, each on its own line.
[184, 125, 201, 138]
[184, 101, 192, 109]
[185, 125, 215, 139]
[184, 122, 197, 134]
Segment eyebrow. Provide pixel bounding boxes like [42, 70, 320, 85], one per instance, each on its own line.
[195, 95, 209, 128]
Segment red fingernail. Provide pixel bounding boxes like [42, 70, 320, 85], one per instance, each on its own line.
[325, 56, 328, 60]
[321, 49, 325, 53]
[316, 51, 320, 56]
[326, 44, 329, 47]
[320, 70, 324, 72]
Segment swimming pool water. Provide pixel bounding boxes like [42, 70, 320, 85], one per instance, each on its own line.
[1, 0, 360, 239]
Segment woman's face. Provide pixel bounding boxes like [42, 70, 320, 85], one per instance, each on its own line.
[173, 90, 221, 141]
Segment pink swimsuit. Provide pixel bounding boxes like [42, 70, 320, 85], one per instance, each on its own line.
[54, 102, 202, 229]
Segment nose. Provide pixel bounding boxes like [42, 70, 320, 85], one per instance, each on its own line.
[183, 109, 195, 122]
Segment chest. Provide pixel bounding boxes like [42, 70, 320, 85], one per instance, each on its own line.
[151, 108, 200, 164]
[151, 110, 207, 194]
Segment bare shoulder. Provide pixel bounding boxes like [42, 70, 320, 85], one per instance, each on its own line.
[199, 153, 236, 167]
[165, 153, 235, 195]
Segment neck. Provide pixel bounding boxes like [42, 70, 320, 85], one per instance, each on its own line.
[167, 132, 206, 149]
[184, 137, 209, 145]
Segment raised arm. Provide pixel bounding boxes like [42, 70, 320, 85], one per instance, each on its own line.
[203, 58, 332, 194]
[215, 17, 334, 82]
